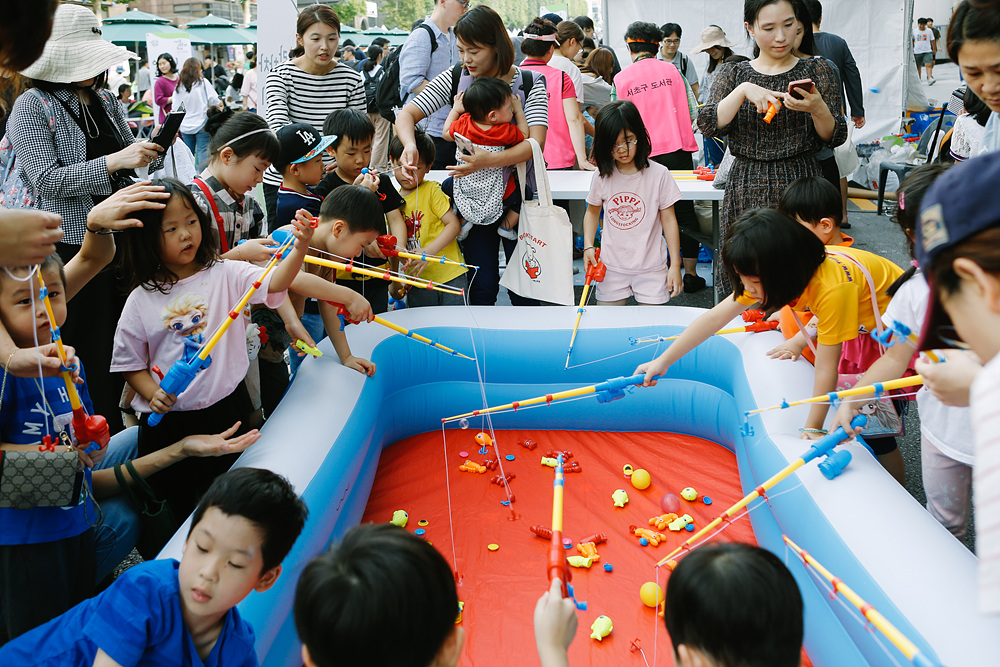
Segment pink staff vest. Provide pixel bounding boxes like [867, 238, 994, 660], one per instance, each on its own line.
[613, 58, 697, 156]
[520, 58, 577, 169]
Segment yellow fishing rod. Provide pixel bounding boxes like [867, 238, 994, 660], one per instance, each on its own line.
[745, 376, 924, 416]
[327, 301, 474, 360]
[443, 372, 654, 423]
[629, 320, 780, 345]
[783, 535, 943, 667]
[565, 249, 606, 369]
[657, 417, 866, 569]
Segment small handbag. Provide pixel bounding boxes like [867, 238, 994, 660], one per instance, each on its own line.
[0, 448, 83, 509]
[114, 460, 178, 560]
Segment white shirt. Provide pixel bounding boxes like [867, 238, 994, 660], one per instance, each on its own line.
[913, 28, 933, 54]
[882, 273, 974, 464]
[172, 78, 220, 134]
[972, 352, 1000, 613]
[979, 111, 1000, 156]
[549, 53, 583, 101]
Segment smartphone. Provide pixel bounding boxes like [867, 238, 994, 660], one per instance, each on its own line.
[152, 106, 186, 151]
[453, 132, 475, 156]
[787, 79, 815, 100]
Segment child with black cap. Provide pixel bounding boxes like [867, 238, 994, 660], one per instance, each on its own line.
[915, 151, 1000, 614]
[273, 123, 337, 231]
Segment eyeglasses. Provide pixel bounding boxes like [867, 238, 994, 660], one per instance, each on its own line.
[455, 0, 470, 7]
[935, 325, 972, 350]
[614, 138, 637, 153]
[664, 39, 681, 45]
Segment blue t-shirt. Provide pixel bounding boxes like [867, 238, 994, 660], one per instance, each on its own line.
[0, 559, 258, 667]
[272, 186, 322, 234]
[0, 364, 96, 545]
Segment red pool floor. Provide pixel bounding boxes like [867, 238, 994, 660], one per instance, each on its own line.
[361, 429, 759, 666]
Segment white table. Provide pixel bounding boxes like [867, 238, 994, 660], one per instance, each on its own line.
[428, 168, 725, 302]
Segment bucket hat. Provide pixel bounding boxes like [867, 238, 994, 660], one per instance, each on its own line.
[690, 26, 736, 54]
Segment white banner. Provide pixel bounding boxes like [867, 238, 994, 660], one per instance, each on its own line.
[601, 0, 908, 144]
[258, 1, 298, 82]
[146, 33, 194, 71]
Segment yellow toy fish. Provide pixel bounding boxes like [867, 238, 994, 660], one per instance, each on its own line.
[590, 615, 613, 641]
[567, 555, 593, 568]
[612, 489, 629, 507]
[390, 510, 408, 528]
[668, 513, 694, 532]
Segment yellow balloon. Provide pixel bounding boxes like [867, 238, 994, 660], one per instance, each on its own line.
[631, 468, 651, 490]
[640, 581, 664, 608]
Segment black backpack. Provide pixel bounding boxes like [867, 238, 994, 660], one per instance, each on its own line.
[362, 66, 384, 113]
[375, 21, 437, 123]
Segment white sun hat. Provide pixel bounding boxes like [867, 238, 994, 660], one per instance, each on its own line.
[20, 4, 137, 84]
[690, 26, 737, 54]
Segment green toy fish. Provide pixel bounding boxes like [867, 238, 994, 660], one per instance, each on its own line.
[612, 489, 629, 507]
[390, 510, 408, 528]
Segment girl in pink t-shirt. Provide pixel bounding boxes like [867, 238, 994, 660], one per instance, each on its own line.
[583, 100, 682, 304]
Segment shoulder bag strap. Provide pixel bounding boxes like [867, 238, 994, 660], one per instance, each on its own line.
[825, 249, 885, 341]
[192, 177, 230, 253]
[516, 137, 551, 206]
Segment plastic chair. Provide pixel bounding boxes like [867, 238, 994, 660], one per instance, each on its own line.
[876, 121, 952, 215]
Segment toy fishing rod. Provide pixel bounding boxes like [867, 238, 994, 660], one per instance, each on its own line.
[326, 302, 474, 360]
[872, 319, 942, 363]
[376, 235, 479, 270]
[629, 320, 779, 345]
[443, 372, 657, 423]
[783, 535, 943, 667]
[565, 249, 606, 368]
[148, 233, 296, 427]
[745, 376, 924, 417]
[657, 417, 867, 569]
[35, 270, 109, 451]
[548, 454, 570, 596]
[271, 228, 465, 296]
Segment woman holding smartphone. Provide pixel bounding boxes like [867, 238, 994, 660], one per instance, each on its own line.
[698, 0, 846, 296]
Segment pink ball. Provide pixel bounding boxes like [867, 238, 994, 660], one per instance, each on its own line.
[660, 493, 680, 514]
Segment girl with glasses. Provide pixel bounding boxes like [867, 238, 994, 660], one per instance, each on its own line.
[582, 100, 683, 305]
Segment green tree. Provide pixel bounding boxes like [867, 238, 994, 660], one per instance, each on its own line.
[333, 0, 370, 29]
[379, 0, 434, 31]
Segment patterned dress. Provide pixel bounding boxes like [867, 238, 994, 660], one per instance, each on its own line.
[699, 58, 847, 295]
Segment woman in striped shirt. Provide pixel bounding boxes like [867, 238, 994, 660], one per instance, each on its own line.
[261, 4, 365, 228]
[394, 5, 549, 306]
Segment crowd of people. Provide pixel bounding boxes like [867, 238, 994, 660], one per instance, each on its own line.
[0, 0, 999, 665]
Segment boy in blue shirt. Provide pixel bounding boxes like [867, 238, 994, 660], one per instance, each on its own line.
[0, 466, 308, 666]
[271, 123, 336, 233]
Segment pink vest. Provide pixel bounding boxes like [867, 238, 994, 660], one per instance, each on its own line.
[520, 59, 576, 169]
[614, 58, 697, 156]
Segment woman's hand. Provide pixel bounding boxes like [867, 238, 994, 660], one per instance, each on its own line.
[5, 345, 82, 381]
[0, 208, 63, 266]
[107, 141, 164, 173]
[740, 82, 783, 113]
[179, 422, 260, 457]
[447, 145, 492, 177]
[780, 85, 831, 117]
[233, 237, 279, 263]
[86, 181, 170, 232]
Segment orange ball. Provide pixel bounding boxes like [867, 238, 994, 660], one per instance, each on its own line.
[640, 581, 663, 608]
[631, 468, 651, 490]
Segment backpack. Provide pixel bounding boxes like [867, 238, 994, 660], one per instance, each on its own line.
[375, 21, 437, 123]
[0, 89, 57, 209]
[362, 66, 384, 114]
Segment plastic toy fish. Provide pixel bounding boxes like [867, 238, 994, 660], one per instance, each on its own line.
[612, 489, 629, 507]
[390, 510, 408, 528]
[668, 514, 693, 532]
[681, 487, 698, 501]
[650, 513, 678, 531]
[475, 432, 493, 448]
[577, 541, 600, 561]
[630, 526, 667, 546]
[567, 555, 593, 568]
[590, 615, 613, 641]
[541, 456, 558, 467]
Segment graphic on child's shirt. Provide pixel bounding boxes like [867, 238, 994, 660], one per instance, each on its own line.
[161, 293, 209, 364]
[405, 209, 423, 251]
[605, 192, 645, 230]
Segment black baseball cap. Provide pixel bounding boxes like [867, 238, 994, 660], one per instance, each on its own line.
[274, 123, 336, 170]
[915, 151, 1000, 349]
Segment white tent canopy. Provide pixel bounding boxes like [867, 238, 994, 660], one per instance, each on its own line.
[601, 0, 913, 145]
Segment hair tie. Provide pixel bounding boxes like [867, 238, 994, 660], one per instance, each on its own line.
[524, 33, 561, 44]
[221, 128, 274, 148]
[898, 191, 905, 211]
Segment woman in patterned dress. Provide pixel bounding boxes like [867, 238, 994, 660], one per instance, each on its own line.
[699, 0, 846, 296]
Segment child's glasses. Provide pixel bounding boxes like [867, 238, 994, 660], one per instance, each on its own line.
[614, 139, 637, 153]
